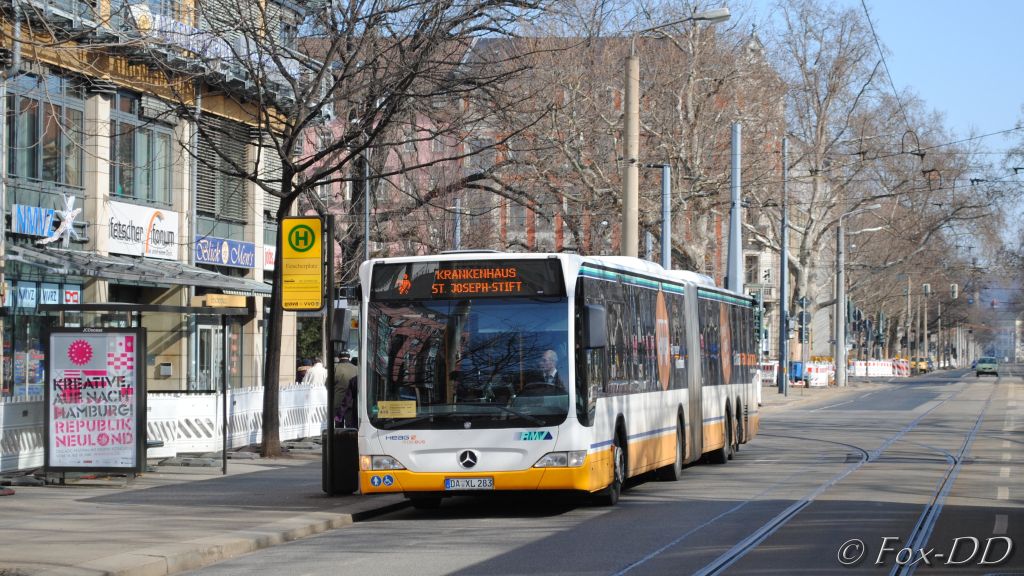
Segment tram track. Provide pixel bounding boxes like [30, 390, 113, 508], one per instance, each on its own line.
[891, 386, 994, 576]
[615, 375, 1003, 576]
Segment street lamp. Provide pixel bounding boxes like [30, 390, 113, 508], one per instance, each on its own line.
[622, 7, 731, 257]
[835, 204, 881, 388]
[641, 163, 672, 268]
[778, 138, 789, 395]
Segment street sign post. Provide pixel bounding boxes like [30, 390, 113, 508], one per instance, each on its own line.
[281, 217, 324, 311]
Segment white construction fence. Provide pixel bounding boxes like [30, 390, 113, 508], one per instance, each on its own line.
[0, 382, 327, 474]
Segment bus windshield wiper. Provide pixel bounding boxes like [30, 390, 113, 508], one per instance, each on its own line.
[492, 404, 545, 426]
[376, 405, 546, 428]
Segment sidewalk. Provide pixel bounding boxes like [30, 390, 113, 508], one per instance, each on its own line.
[758, 376, 893, 409]
[0, 381, 893, 576]
[0, 445, 406, 576]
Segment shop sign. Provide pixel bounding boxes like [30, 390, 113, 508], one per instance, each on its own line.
[40, 283, 60, 305]
[45, 328, 146, 473]
[12, 198, 87, 246]
[15, 282, 37, 308]
[264, 245, 276, 271]
[108, 201, 179, 260]
[2, 282, 82, 308]
[64, 285, 81, 305]
[194, 236, 256, 269]
[12, 204, 57, 237]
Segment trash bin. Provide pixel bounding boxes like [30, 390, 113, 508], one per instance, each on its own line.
[322, 427, 359, 495]
[789, 361, 804, 381]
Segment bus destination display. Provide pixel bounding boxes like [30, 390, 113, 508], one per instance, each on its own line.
[431, 267, 524, 296]
[372, 260, 564, 300]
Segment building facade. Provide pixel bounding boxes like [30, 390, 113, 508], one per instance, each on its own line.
[1, 0, 303, 397]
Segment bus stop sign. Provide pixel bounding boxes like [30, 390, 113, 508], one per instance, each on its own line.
[281, 217, 324, 311]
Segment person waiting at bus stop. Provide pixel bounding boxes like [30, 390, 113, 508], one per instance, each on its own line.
[333, 352, 358, 425]
[302, 358, 328, 387]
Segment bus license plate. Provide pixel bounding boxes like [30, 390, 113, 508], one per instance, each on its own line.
[445, 477, 494, 490]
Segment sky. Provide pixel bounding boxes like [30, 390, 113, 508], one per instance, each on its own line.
[854, 0, 1024, 142]
[748, 0, 1024, 147]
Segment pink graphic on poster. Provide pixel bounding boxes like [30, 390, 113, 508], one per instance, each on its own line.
[47, 331, 143, 471]
[68, 340, 93, 365]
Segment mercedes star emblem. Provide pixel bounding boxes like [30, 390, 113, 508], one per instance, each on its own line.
[458, 450, 478, 469]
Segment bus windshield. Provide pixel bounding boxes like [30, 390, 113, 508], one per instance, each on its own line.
[366, 297, 569, 430]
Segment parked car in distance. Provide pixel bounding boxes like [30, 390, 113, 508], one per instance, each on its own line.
[976, 356, 998, 377]
[912, 357, 929, 373]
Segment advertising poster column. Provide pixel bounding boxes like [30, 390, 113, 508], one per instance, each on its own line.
[45, 328, 147, 473]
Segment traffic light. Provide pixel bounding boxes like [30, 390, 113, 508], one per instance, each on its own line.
[752, 304, 763, 347]
[950, 283, 958, 299]
[798, 311, 810, 343]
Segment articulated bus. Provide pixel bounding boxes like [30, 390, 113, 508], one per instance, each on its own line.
[355, 252, 759, 506]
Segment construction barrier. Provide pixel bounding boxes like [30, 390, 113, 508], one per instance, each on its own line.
[850, 360, 897, 377]
[805, 362, 833, 387]
[760, 361, 778, 385]
[848, 359, 917, 378]
[894, 359, 910, 377]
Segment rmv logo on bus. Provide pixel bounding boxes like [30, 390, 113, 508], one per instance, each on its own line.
[519, 431, 553, 441]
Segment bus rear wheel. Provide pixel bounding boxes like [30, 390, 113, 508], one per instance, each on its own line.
[709, 413, 733, 465]
[659, 419, 684, 481]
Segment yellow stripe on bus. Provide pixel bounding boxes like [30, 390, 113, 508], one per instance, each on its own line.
[625, 431, 678, 475]
[361, 450, 614, 494]
[362, 417, 757, 496]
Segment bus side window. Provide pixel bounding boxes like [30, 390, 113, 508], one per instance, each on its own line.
[577, 279, 605, 426]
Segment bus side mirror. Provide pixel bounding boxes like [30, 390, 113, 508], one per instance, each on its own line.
[583, 304, 607, 349]
[332, 309, 352, 343]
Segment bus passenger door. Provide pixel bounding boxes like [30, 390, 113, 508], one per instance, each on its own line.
[685, 286, 703, 463]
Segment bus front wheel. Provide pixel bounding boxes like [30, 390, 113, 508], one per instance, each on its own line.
[597, 434, 626, 506]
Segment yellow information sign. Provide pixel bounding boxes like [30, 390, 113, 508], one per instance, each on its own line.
[376, 401, 417, 419]
[281, 217, 323, 311]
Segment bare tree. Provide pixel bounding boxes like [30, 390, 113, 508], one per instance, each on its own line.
[109, 0, 550, 455]
[469, 1, 784, 275]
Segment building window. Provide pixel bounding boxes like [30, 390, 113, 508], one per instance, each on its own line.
[109, 91, 174, 205]
[196, 115, 249, 223]
[147, 0, 181, 18]
[509, 202, 526, 233]
[745, 255, 759, 286]
[6, 74, 84, 187]
[279, 20, 297, 49]
[464, 137, 494, 172]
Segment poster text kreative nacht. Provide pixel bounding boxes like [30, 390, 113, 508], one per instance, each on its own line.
[52, 374, 133, 418]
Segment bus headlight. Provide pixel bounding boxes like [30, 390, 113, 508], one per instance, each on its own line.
[533, 451, 587, 468]
[360, 455, 406, 471]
